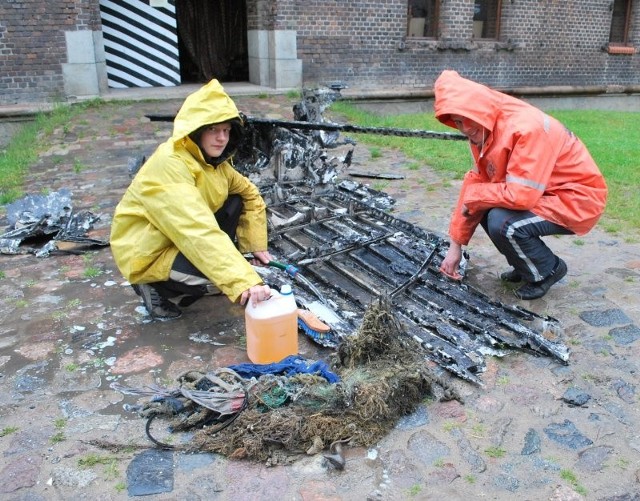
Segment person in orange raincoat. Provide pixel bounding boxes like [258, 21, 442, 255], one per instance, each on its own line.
[110, 80, 273, 320]
[434, 70, 607, 300]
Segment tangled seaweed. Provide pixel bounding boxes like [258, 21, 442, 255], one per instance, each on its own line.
[186, 296, 461, 464]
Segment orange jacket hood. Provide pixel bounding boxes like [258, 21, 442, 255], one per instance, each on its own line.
[435, 70, 502, 133]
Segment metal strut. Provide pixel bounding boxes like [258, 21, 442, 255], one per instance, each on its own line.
[145, 113, 467, 141]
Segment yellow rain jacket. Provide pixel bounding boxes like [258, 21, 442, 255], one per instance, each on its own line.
[110, 80, 267, 303]
[434, 70, 607, 246]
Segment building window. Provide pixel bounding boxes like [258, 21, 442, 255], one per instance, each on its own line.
[609, 0, 632, 45]
[407, 0, 438, 38]
[473, 0, 502, 39]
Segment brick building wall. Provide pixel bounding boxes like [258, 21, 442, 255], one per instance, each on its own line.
[0, 0, 638, 104]
[0, 0, 99, 104]
[275, 0, 639, 90]
[247, 0, 277, 30]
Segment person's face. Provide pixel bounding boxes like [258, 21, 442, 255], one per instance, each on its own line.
[449, 114, 487, 146]
[200, 122, 232, 158]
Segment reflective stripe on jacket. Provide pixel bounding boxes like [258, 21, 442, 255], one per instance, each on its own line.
[434, 70, 607, 246]
[110, 79, 267, 302]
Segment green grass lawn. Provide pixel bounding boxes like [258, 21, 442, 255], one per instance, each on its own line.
[329, 101, 640, 237]
[0, 99, 106, 205]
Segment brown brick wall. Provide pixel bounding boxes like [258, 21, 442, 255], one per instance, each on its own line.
[247, 0, 277, 30]
[274, 0, 639, 90]
[2, 0, 639, 104]
[0, 0, 99, 104]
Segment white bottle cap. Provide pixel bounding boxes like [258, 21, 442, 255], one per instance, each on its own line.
[281, 284, 293, 295]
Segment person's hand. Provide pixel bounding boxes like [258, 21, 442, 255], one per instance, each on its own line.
[240, 284, 272, 307]
[439, 242, 463, 281]
[250, 250, 273, 266]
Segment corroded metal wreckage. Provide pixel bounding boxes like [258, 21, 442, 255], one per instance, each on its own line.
[0, 189, 108, 257]
[151, 87, 569, 385]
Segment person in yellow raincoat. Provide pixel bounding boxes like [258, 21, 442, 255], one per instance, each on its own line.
[110, 80, 273, 320]
[434, 70, 607, 300]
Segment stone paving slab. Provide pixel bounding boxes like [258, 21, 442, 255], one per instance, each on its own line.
[0, 93, 639, 500]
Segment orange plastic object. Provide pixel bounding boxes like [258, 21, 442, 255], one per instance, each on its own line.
[297, 308, 331, 333]
[245, 285, 298, 364]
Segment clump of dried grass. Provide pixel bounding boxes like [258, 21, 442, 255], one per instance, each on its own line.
[189, 296, 460, 463]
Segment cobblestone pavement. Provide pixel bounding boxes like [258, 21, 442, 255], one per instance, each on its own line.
[0, 93, 639, 501]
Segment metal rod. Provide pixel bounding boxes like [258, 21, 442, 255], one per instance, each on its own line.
[145, 113, 467, 141]
[390, 245, 439, 297]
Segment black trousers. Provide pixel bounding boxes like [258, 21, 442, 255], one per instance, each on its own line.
[480, 208, 573, 283]
[152, 195, 243, 302]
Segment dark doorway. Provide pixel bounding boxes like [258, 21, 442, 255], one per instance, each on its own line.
[176, 0, 248, 83]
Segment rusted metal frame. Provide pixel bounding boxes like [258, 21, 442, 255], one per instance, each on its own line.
[316, 217, 386, 245]
[345, 249, 490, 362]
[369, 235, 442, 271]
[391, 276, 500, 348]
[299, 259, 378, 310]
[322, 249, 472, 344]
[320, 226, 451, 307]
[297, 232, 395, 266]
[326, 250, 486, 383]
[309, 255, 484, 384]
[278, 229, 488, 384]
[345, 243, 436, 299]
[267, 197, 389, 241]
[331, 190, 445, 245]
[494, 317, 569, 363]
[424, 280, 569, 363]
[411, 279, 539, 351]
[327, 262, 386, 298]
[396, 317, 484, 384]
[268, 213, 346, 237]
[345, 248, 401, 292]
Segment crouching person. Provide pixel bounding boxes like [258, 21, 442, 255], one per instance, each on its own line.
[110, 79, 273, 320]
[434, 70, 607, 300]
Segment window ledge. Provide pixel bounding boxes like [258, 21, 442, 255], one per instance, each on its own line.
[606, 45, 636, 55]
[436, 40, 473, 52]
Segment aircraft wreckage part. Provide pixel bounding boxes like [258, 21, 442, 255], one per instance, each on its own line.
[262, 191, 569, 383]
[0, 191, 108, 256]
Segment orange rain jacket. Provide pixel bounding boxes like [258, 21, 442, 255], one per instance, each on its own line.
[434, 70, 607, 246]
[110, 80, 267, 303]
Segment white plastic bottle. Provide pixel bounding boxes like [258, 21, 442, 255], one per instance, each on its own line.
[245, 284, 298, 364]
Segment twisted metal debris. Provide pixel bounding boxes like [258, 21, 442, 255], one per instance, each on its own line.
[0, 189, 108, 257]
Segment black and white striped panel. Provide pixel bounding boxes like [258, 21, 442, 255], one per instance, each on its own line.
[100, 0, 180, 88]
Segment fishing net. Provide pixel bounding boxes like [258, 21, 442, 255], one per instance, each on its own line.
[187, 296, 461, 464]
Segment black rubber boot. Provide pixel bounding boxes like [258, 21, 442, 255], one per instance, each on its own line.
[514, 258, 567, 300]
